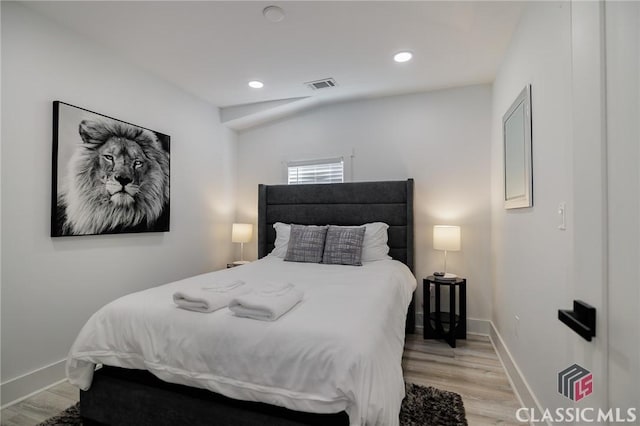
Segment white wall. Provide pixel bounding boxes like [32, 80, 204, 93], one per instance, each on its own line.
[0, 2, 236, 402]
[490, 0, 639, 414]
[236, 85, 493, 323]
[491, 1, 575, 412]
[605, 0, 640, 410]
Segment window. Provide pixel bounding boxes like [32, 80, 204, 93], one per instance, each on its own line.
[287, 157, 344, 185]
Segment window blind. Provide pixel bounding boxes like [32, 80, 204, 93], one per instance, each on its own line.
[287, 157, 344, 185]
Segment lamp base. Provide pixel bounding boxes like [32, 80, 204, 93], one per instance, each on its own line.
[232, 260, 250, 266]
[434, 272, 458, 281]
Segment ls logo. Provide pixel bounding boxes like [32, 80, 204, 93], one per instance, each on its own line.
[558, 364, 593, 401]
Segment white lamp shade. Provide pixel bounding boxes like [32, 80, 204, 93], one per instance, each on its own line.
[232, 223, 253, 243]
[433, 225, 461, 251]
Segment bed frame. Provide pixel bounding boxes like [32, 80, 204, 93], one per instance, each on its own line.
[80, 179, 415, 426]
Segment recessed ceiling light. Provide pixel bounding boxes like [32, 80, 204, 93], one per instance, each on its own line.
[393, 51, 413, 63]
[248, 80, 264, 89]
[263, 5, 285, 23]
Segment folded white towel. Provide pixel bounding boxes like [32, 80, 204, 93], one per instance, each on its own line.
[173, 280, 248, 313]
[202, 280, 245, 292]
[229, 282, 304, 321]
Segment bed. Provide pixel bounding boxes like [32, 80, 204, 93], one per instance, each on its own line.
[71, 179, 416, 426]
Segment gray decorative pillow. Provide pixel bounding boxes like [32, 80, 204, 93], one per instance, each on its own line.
[284, 225, 328, 263]
[322, 226, 366, 266]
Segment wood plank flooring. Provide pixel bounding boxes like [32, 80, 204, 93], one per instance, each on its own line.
[0, 381, 78, 426]
[403, 333, 522, 425]
[1, 334, 522, 425]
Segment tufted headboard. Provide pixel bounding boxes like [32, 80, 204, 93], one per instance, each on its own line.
[257, 179, 415, 332]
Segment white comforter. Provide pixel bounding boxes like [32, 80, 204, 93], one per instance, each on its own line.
[66, 256, 416, 426]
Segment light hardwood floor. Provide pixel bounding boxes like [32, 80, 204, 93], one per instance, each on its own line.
[1, 333, 522, 426]
[403, 333, 522, 425]
[0, 380, 78, 426]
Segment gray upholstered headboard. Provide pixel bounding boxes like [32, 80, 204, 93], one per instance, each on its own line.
[257, 179, 415, 332]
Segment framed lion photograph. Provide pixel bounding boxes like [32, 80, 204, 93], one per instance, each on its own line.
[51, 101, 170, 237]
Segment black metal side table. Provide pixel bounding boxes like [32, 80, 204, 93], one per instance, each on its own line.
[423, 276, 467, 348]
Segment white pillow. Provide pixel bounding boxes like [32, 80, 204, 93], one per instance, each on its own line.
[269, 221, 391, 262]
[360, 222, 392, 262]
[270, 222, 291, 258]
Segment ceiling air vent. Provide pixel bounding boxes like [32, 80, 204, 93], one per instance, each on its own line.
[305, 78, 337, 91]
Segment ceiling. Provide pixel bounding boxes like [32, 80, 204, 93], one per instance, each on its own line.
[25, 1, 524, 110]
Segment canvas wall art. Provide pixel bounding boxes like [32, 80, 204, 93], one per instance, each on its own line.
[51, 101, 170, 237]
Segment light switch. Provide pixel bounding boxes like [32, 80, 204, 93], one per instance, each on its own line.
[558, 202, 567, 230]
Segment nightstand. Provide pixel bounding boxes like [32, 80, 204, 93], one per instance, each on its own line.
[423, 276, 467, 348]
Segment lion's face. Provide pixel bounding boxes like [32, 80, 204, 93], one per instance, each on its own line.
[98, 138, 146, 207]
[60, 119, 170, 235]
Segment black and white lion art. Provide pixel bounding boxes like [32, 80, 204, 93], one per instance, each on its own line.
[53, 115, 170, 236]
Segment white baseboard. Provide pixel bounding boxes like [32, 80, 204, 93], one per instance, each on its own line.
[488, 322, 549, 426]
[1, 359, 67, 408]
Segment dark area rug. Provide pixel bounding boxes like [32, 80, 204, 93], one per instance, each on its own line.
[400, 382, 467, 426]
[38, 382, 466, 426]
[37, 402, 81, 426]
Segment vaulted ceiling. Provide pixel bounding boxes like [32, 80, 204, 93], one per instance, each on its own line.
[26, 1, 523, 111]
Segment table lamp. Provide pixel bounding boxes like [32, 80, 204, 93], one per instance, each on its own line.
[433, 225, 461, 280]
[232, 223, 253, 265]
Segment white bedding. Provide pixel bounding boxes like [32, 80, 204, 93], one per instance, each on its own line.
[66, 256, 416, 426]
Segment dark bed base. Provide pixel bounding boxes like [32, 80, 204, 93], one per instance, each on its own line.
[80, 179, 415, 425]
[81, 366, 349, 426]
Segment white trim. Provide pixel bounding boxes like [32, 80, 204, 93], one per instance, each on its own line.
[0, 358, 67, 408]
[286, 157, 344, 168]
[488, 322, 549, 426]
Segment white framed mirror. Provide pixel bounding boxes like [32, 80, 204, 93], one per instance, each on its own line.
[503, 85, 533, 209]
